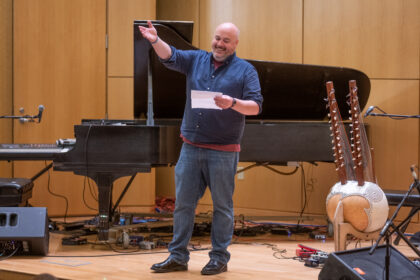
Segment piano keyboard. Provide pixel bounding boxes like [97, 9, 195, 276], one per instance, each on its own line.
[0, 143, 65, 152]
[0, 143, 73, 160]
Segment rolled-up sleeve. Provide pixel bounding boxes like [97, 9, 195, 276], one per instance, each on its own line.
[160, 46, 201, 75]
[243, 66, 263, 115]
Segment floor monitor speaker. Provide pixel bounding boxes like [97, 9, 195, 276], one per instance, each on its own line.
[319, 244, 420, 280]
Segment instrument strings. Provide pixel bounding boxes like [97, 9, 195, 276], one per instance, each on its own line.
[326, 81, 356, 184]
[335, 104, 356, 182]
[352, 94, 376, 183]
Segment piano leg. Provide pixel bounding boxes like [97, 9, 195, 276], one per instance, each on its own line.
[94, 173, 114, 241]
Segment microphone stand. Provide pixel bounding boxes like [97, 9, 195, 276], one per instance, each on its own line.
[369, 113, 420, 118]
[0, 109, 43, 123]
[369, 167, 420, 280]
[0, 114, 28, 120]
[364, 106, 420, 119]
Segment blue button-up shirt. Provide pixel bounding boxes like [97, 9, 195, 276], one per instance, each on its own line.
[161, 46, 263, 145]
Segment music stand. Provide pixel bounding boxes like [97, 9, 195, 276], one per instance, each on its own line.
[369, 166, 420, 280]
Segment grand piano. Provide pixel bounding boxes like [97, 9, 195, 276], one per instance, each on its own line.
[0, 21, 370, 241]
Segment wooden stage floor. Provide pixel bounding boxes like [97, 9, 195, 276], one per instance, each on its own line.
[0, 230, 418, 280]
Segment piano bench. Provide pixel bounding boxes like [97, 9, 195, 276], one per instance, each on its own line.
[383, 189, 420, 245]
[0, 178, 34, 207]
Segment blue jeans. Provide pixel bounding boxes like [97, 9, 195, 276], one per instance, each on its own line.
[168, 143, 239, 264]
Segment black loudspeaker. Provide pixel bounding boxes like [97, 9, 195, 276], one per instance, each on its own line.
[319, 245, 420, 280]
[0, 207, 49, 255]
[0, 178, 34, 206]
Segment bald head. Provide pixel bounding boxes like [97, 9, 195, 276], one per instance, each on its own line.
[211, 22, 240, 62]
[215, 22, 240, 40]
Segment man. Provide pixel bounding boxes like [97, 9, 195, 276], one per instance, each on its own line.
[139, 21, 263, 275]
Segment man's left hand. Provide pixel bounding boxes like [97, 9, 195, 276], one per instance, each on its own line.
[214, 95, 235, 109]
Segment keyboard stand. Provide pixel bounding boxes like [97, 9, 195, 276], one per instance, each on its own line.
[384, 188, 420, 246]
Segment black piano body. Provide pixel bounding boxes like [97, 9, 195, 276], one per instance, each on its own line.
[1, 120, 182, 241]
[0, 21, 370, 241]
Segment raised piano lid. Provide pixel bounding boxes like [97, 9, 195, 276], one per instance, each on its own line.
[133, 20, 370, 121]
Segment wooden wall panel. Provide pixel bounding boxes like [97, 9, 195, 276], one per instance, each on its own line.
[232, 163, 309, 213]
[107, 0, 156, 116]
[154, 0, 199, 202]
[14, 161, 98, 217]
[13, 0, 106, 216]
[199, 0, 302, 62]
[302, 163, 339, 214]
[112, 170, 156, 212]
[108, 0, 156, 77]
[107, 0, 156, 210]
[304, 0, 420, 227]
[304, 0, 420, 79]
[108, 77, 156, 209]
[157, 0, 200, 47]
[14, 0, 106, 141]
[157, 162, 338, 216]
[196, 162, 338, 215]
[366, 80, 419, 189]
[0, 0, 13, 177]
[156, 167, 175, 198]
[108, 78, 134, 119]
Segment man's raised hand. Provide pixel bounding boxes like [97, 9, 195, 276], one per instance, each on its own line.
[138, 20, 158, 43]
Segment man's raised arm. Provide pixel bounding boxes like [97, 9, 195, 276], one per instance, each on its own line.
[138, 20, 172, 60]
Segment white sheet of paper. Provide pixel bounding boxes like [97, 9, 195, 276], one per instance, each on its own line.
[191, 90, 222, 110]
